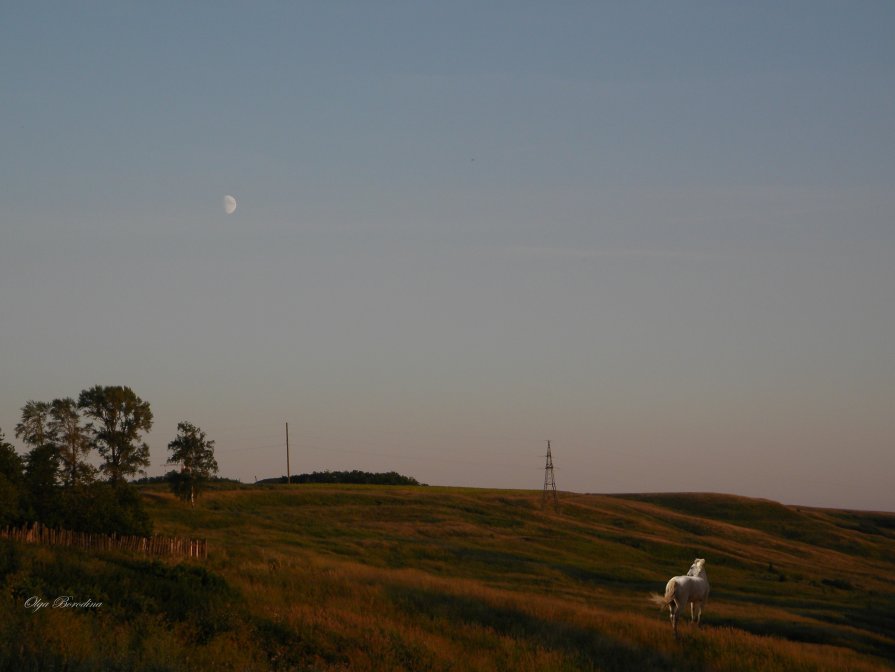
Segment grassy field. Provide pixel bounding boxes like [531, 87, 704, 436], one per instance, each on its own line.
[2, 484, 894, 670]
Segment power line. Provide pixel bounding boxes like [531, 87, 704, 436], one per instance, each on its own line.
[298, 443, 517, 468]
[214, 442, 284, 454]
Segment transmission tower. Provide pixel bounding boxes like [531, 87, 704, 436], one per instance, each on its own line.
[542, 440, 558, 509]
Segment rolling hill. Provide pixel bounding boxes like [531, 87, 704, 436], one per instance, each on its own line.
[2, 484, 894, 670]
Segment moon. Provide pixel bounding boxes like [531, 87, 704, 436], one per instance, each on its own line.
[223, 194, 238, 215]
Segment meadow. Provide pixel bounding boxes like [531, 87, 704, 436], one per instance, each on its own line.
[1, 484, 894, 671]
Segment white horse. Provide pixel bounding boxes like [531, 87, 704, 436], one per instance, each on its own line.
[654, 558, 710, 636]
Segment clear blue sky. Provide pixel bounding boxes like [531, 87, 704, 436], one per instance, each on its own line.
[2, 2, 893, 510]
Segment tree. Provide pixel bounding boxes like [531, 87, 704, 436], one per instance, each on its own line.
[23, 444, 62, 526]
[0, 430, 24, 526]
[15, 400, 54, 448]
[48, 397, 95, 487]
[78, 385, 153, 484]
[0, 430, 24, 483]
[167, 421, 218, 506]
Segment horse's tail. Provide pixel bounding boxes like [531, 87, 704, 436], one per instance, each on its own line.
[650, 580, 677, 611]
[649, 593, 667, 610]
[665, 579, 677, 604]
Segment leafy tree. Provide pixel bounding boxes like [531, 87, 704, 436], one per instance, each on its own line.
[15, 400, 54, 448]
[78, 385, 153, 484]
[23, 444, 62, 526]
[48, 397, 95, 487]
[0, 430, 24, 526]
[167, 421, 218, 506]
[0, 431, 24, 483]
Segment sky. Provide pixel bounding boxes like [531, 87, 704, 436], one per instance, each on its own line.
[1, 2, 893, 511]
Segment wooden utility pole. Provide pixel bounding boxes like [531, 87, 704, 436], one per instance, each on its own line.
[286, 422, 291, 484]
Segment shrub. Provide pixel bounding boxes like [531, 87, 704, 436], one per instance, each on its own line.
[59, 483, 152, 537]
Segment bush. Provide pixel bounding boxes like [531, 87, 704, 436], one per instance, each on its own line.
[0, 474, 23, 528]
[0, 540, 20, 580]
[59, 483, 152, 537]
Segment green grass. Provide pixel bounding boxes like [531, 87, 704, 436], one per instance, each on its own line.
[2, 484, 894, 670]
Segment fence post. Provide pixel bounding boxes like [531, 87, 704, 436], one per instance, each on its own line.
[2, 524, 206, 561]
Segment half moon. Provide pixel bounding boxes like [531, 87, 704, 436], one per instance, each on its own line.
[223, 194, 238, 215]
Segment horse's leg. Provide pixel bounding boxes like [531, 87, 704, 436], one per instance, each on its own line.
[690, 601, 695, 624]
[696, 602, 703, 627]
[669, 600, 678, 637]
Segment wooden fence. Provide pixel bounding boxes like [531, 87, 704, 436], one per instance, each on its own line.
[0, 522, 207, 560]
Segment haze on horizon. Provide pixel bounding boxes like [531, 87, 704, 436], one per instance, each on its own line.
[1, 3, 893, 512]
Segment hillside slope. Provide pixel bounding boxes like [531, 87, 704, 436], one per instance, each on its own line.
[2, 485, 894, 671]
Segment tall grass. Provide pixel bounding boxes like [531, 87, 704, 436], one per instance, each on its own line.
[1, 485, 893, 670]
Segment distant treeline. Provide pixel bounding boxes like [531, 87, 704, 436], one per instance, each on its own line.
[132, 473, 241, 486]
[259, 470, 423, 486]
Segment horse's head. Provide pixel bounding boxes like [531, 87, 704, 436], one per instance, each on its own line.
[687, 558, 706, 577]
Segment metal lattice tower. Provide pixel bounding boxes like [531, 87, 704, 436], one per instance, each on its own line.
[542, 440, 558, 509]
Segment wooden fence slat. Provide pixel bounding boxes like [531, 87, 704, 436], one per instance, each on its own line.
[0, 525, 206, 560]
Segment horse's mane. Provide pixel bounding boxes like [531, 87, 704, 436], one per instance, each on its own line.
[687, 558, 706, 577]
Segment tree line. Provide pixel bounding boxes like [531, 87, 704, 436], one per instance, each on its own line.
[0, 385, 218, 536]
[261, 470, 422, 486]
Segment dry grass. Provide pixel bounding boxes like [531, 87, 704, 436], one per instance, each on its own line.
[2, 484, 894, 670]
